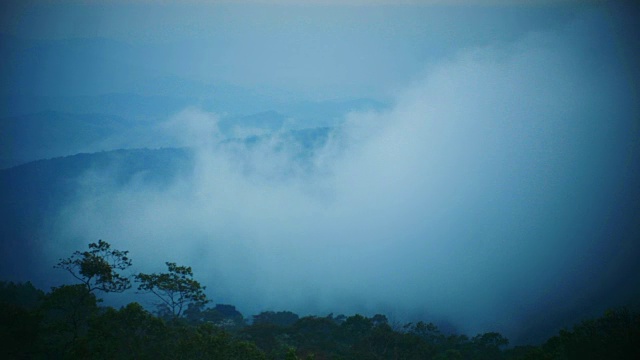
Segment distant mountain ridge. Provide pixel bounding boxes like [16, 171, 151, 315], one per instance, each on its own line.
[0, 147, 193, 283]
[0, 111, 132, 168]
[0, 107, 347, 169]
[0, 125, 332, 284]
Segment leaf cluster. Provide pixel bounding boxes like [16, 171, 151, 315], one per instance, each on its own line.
[136, 262, 209, 318]
[55, 239, 132, 293]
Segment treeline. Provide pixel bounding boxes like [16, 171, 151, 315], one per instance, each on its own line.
[1, 241, 639, 359]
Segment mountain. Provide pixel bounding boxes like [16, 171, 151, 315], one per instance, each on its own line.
[218, 111, 287, 138]
[0, 34, 389, 120]
[0, 111, 134, 168]
[0, 126, 332, 285]
[0, 95, 378, 169]
[0, 147, 194, 283]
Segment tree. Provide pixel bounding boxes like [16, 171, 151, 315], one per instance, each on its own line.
[54, 240, 132, 294]
[0, 282, 44, 358]
[339, 314, 373, 342]
[408, 321, 445, 345]
[468, 332, 509, 360]
[291, 316, 340, 356]
[253, 311, 300, 327]
[185, 304, 246, 331]
[39, 284, 99, 357]
[136, 262, 208, 318]
[543, 307, 640, 360]
[86, 302, 169, 359]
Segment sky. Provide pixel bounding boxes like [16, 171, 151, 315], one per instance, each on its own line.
[1, 0, 607, 101]
[2, 0, 640, 345]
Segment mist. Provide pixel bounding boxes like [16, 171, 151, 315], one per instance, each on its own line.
[30, 8, 640, 344]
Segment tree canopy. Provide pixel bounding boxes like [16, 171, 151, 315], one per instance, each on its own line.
[4, 240, 638, 359]
[54, 239, 132, 293]
[136, 262, 209, 318]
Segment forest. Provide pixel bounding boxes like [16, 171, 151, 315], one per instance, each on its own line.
[1, 241, 638, 360]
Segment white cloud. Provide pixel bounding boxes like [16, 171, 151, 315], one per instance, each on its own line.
[45, 8, 639, 342]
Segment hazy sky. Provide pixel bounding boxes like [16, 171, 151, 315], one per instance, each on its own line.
[2, 0, 639, 345]
[1, 0, 614, 101]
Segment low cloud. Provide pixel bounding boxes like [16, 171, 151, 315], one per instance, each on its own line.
[45, 11, 639, 343]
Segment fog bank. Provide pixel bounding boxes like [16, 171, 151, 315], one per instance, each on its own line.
[44, 10, 639, 343]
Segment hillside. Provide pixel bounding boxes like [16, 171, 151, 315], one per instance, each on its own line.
[0, 147, 193, 282]
[0, 126, 332, 285]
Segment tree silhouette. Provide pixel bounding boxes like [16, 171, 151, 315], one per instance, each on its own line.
[54, 240, 132, 293]
[136, 262, 208, 318]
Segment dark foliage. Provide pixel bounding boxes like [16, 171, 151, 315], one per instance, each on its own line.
[542, 307, 640, 360]
[136, 262, 209, 318]
[55, 239, 133, 293]
[1, 241, 639, 359]
[253, 311, 300, 327]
